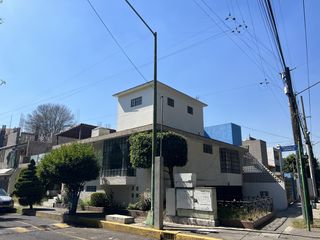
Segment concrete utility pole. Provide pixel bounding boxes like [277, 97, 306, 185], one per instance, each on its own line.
[300, 96, 318, 201]
[124, 0, 160, 228]
[282, 67, 313, 230]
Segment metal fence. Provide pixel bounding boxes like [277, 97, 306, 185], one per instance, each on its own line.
[218, 197, 273, 219]
[102, 168, 136, 177]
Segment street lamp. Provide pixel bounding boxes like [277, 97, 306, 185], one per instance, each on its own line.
[124, 0, 158, 227]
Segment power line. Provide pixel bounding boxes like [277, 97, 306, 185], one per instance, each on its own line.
[241, 125, 292, 140]
[302, 0, 312, 139]
[86, 0, 147, 82]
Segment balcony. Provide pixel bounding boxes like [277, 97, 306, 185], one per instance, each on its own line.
[100, 168, 136, 185]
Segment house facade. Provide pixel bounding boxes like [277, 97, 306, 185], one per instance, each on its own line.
[54, 81, 245, 206]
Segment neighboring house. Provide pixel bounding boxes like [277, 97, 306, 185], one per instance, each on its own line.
[205, 123, 242, 146]
[0, 126, 52, 193]
[242, 136, 268, 167]
[267, 147, 283, 173]
[54, 81, 246, 206]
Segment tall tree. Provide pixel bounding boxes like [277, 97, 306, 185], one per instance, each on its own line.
[37, 143, 100, 214]
[283, 153, 297, 173]
[129, 131, 188, 188]
[25, 103, 74, 142]
[14, 160, 44, 209]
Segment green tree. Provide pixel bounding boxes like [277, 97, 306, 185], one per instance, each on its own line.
[283, 153, 297, 173]
[14, 160, 44, 209]
[129, 131, 188, 187]
[37, 143, 100, 214]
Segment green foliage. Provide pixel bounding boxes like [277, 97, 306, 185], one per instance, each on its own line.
[37, 143, 100, 214]
[14, 160, 44, 209]
[129, 132, 152, 168]
[127, 191, 151, 211]
[90, 192, 107, 207]
[283, 154, 297, 173]
[129, 131, 188, 187]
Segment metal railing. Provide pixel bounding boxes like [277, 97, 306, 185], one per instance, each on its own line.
[102, 168, 136, 177]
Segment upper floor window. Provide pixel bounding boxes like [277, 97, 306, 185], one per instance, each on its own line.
[203, 143, 213, 154]
[220, 148, 240, 174]
[131, 96, 142, 107]
[187, 106, 193, 115]
[167, 97, 174, 107]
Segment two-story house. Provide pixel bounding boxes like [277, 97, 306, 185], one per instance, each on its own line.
[54, 81, 246, 206]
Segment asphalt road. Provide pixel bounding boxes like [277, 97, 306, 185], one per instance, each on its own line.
[0, 213, 154, 240]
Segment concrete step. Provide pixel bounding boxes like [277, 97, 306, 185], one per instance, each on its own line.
[106, 214, 134, 224]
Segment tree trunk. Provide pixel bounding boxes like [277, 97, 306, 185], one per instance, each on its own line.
[168, 167, 174, 188]
[29, 204, 33, 210]
[68, 190, 79, 215]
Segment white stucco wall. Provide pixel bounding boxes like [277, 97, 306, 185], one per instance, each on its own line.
[116, 82, 206, 136]
[242, 182, 288, 210]
[175, 137, 242, 187]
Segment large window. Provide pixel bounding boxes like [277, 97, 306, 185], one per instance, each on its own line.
[203, 144, 213, 154]
[167, 97, 174, 107]
[220, 148, 240, 174]
[131, 96, 142, 107]
[187, 106, 193, 115]
[102, 137, 136, 177]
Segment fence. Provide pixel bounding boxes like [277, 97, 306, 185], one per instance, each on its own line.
[102, 168, 136, 177]
[218, 197, 273, 220]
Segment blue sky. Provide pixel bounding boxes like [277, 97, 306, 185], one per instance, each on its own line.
[0, 0, 319, 156]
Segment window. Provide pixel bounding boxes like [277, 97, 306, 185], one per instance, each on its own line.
[203, 144, 213, 154]
[167, 97, 174, 107]
[131, 96, 142, 107]
[187, 106, 193, 115]
[220, 148, 240, 174]
[85, 186, 97, 192]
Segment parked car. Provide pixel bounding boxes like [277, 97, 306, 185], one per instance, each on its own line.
[0, 188, 14, 210]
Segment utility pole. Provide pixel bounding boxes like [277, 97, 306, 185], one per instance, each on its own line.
[282, 67, 313, 230]
[124, 0, 159, 228]
[300, 96, 318, 202]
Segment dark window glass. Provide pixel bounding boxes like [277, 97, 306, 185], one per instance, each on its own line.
[131, 96, 142, 107]
[203, 144, 213, 154]
[85, 186, 97, 192]
[167, 97, 174, 107]
[187, 106, 193, 115]
[220, 148, 240, 174]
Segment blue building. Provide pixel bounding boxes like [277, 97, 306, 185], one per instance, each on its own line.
[204, 123, 242, 146]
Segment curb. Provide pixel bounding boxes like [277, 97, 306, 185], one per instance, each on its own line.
[100, 221, 222, 240]
[35, 210, 222, 240]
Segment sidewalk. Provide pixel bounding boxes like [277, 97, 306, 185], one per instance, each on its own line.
[18, 203, 320, 240]
[164, 203, 320, 240]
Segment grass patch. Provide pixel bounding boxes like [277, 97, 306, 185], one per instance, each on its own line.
[291, 219, 320, 228]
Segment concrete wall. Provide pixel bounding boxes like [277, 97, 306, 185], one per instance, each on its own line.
[116, 83, 206, 136]
[242, 182, 288, 210]
[175, 136, 242, 187]
[242, 139, 268, 167]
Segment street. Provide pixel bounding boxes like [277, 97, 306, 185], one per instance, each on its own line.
[0, 213, 154, 240]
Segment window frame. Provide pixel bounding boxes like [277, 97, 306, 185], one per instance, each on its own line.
[203, 143, 213, 154]
[131, 96, 142, 107]
[167, 97, 175, 107]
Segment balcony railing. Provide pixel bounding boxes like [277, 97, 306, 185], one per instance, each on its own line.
[102, 168, 136, 177]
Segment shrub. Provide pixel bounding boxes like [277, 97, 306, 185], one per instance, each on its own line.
[14, 160, 44, 209]
[127, 191, 151, 211]
[90, 192, 106, 207]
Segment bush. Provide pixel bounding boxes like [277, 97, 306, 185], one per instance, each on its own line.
[90, 192, 106, 207]
[127, 191, 151, 211]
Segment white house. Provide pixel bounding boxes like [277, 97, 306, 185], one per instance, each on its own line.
[267, 147, 283, 173]
[54, 81, 246, 206]
[114, 81, 207, 136]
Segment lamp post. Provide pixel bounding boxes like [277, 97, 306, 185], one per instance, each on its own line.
[124, 0, 158, 227]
